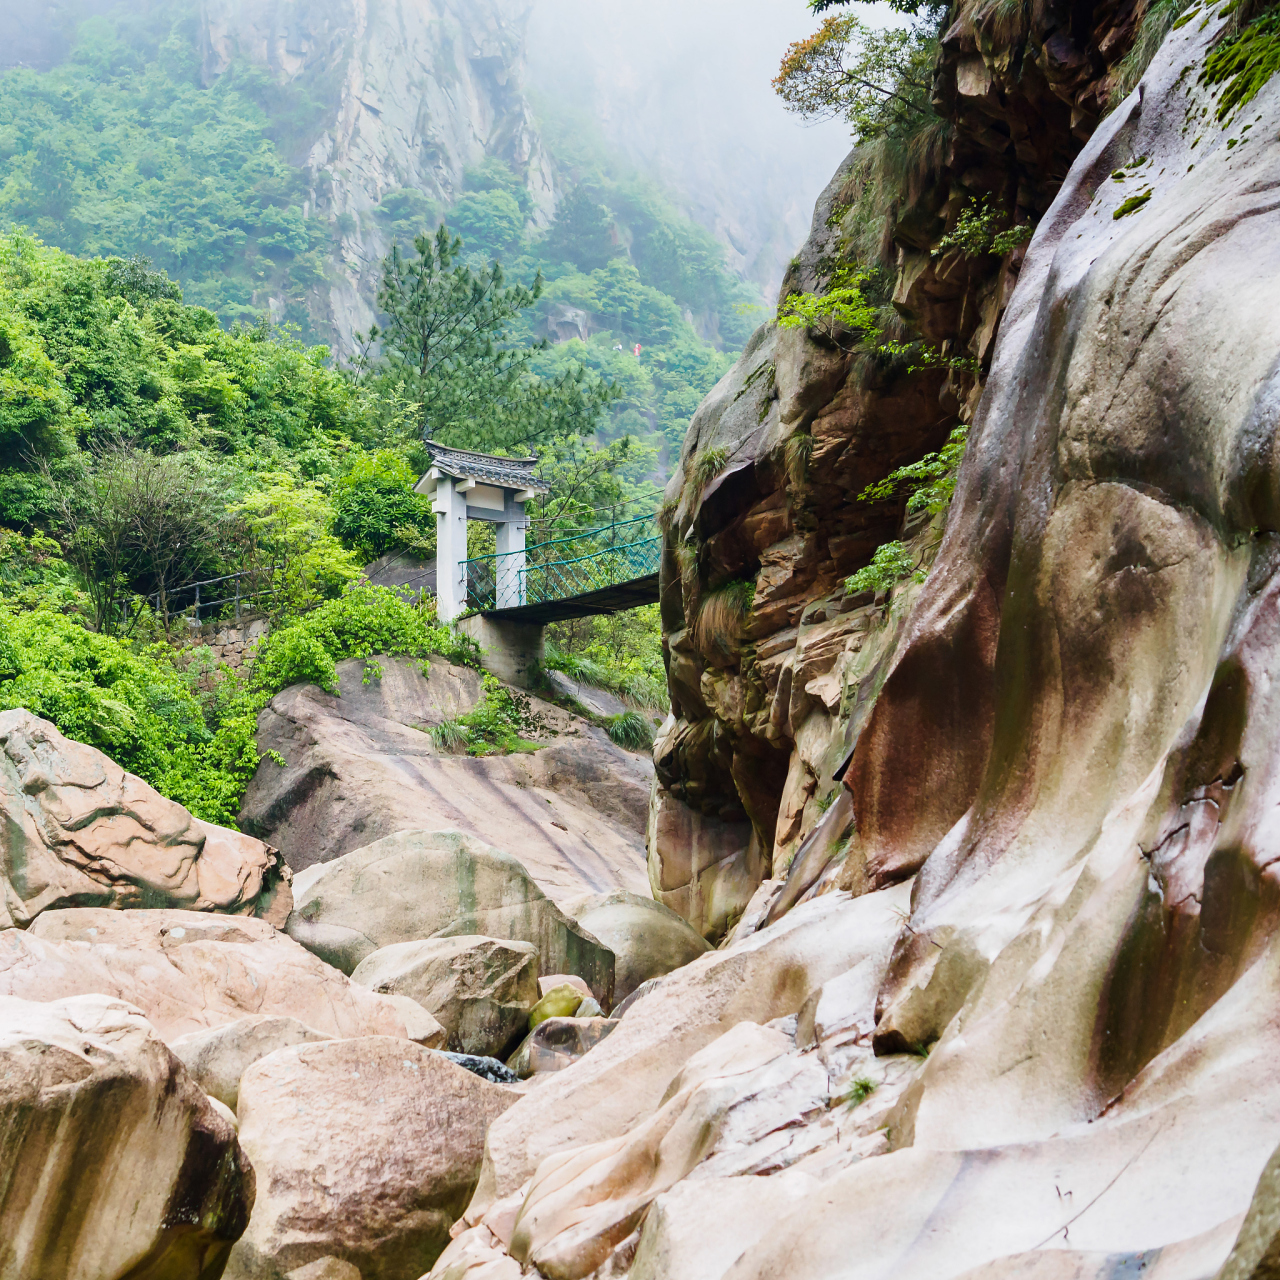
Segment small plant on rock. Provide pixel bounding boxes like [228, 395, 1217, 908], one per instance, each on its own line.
[844, 542, 923, 597]
[605, 711, 654, 751]
[844, 1076, 878, 1108]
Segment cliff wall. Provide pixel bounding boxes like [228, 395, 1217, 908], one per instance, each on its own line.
[648, 0, 1167, 938]
[198, 0, 554, 348]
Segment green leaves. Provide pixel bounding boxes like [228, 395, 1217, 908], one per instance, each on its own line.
[859, 425, 968, 513]
[844, 541, 923, 596]
[777, 268, 880, 351]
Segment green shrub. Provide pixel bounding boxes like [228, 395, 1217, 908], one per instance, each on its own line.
[452, 672, 545, 756]
[605, 710, 654, 751]
[845, 542, 922, 597]
[859, 426, 968, 515]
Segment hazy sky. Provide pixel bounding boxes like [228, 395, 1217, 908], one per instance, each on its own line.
[524, 0, 901, 297]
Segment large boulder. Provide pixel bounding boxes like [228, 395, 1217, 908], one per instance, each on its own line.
[170, 1014, 334, 1110]
[0, 992, 254, 1277]
[286, 829, 616, 1006]
[0, 708, 291, 929]
[238, 656, 651, 905]
[565, 890, 712, 1002]
[226, 1037, 518, 1280]
[351, 935, 538, 1058]
[6, 907, 409, 1040]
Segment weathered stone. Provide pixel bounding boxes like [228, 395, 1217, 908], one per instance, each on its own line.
[286, 1259, 363, 1280]
[0, 992, 254, 1278]
[286, 828, 615, 1005]
[529, 983, 584, 1028]
[461, 884, 911, 1217]
[227, 1037, 517, 1280]
[170, 1013, 332, 1110]
[380, 993, 448, 1048]
[539, 974, 592, 999]
[646, 783, 763, 942]
[565, 890, 712, 1003]
[239, 656, 651, 906]
[507, 1016, 619, 1080]
[0, 708, 290, 929]
[9, 907, 408, 1040]
[352, 935, 538, 1058]
[437, 1051, 520, 1084]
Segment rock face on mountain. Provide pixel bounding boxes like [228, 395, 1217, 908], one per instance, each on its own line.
[432, 13, 1280, 1280]
[0, 708, 291, 930]
[240, 655, 652, 906]
[0, 992, 254, 1279]
[198, 0, 553, 348]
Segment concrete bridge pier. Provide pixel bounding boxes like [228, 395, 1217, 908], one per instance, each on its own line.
[457, 615, 545, 690]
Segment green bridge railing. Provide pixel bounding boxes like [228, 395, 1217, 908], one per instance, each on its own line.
[464, 513, 661, 613]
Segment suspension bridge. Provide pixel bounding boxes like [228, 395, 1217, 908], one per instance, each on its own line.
[463, 511, 662, 625]
[417, 442, 662, 627]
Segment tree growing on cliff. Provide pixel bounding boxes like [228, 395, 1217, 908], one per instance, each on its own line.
[358, 225, 616, 454]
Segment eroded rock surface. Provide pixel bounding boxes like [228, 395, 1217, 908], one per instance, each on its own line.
[227, 1037, 517, 1280]
[5, 907, 409, 1040]
[352, 935, 538, 1059]
[0, 708, 290, 929]
[0, 992, 254, 1279]
[286, 828, 615, 1006]
[240, 655, 651, 906]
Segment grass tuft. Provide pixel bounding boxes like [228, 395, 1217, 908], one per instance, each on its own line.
[694, 579, 755, 656]
[606, 711, 654, 751]
[843, 1076, 878, 1107]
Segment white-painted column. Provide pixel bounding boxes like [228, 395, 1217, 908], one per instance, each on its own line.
[495, 502, 527, 609]
[432, 476, 468, 621]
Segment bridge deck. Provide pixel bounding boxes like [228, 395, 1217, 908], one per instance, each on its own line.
[480, 572, 659, 625]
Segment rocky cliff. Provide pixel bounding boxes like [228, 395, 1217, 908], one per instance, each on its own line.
[198, 0, 555, 348]
[646, 0, 1180, 938]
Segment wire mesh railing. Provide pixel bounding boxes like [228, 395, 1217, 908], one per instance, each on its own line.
[464, 513, 662, 612]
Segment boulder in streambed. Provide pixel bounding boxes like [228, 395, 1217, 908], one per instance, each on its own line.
[0, 708, 291, 928]
[507, 1015, 619, 1080]
[528, 982, 585, 1027]
[352, 935, 538, 1058]
[170, 1014, 333, 1110]
[226, 1036, 517, 1280]
[0, 992, 254, 1277]
[564, 890, 711, 1003]
[287, 828, 615, 1005]
[9, 907, 410, 1040]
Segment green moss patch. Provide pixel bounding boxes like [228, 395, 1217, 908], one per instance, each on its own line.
[1202, 4, 1280, 119]
[1114, 190, 1154, 218]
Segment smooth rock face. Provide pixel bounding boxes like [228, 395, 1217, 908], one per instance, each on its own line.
[7, 907, 408, 1040]
[352, 935, 538, 1059]
[566, 890, 712, 1002]
[286, 828, 615, 1006]
[240, 656, 651, 906]
[452, 19, 1280, 1280]
[646, 774, 761, 942]
[227, 1037, 517, 1280]
[0, 992, 254, 1279]
[507, 1016, 619, 1080]
[0, 708, 290, 929]
[169, 1014, 333, 1111]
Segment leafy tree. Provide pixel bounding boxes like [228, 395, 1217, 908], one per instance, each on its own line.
[331, 450, 436, 561]
[448, 190, 527, 258]
[774, 14, 940, 141]
[230, 473, 360, 619]
[542, 187, 617, 272]
[44, 445, 232, 635]
[361, 225, 615, 452]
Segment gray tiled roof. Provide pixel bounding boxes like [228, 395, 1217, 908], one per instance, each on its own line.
[423, 440, 548, 492]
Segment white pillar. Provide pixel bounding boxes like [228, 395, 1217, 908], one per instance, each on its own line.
[495, 503, 527, 609]
[433, 476, 468, 621]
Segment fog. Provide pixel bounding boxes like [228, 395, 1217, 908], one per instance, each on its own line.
[525, 0, 900, 298]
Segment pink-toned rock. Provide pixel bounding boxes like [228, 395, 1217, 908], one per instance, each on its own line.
[4, 907, 409, 1040]
[0, 708, 291, 928]
[0, 991, 254, 1278]
[227, 1037, 518, 1280]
